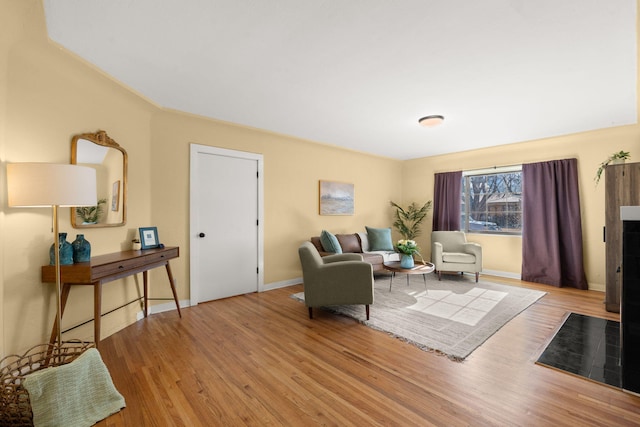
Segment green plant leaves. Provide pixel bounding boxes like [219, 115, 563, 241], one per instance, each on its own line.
[390, 200, 432, 240]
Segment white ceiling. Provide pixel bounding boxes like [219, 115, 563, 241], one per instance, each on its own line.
[43, 0, 637, 160]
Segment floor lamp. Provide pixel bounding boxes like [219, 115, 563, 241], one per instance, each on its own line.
[7, 163, 97, 348]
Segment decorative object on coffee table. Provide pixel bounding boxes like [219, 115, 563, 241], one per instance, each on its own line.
[395, 239, 423, 268]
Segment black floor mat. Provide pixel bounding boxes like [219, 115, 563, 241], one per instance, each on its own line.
[537, 312, 621, 388]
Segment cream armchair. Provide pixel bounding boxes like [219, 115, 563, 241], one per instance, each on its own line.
[431, 231, 482, 282]
[298, 241, 374, 320]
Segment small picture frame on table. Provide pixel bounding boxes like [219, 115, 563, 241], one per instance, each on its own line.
[139, 227, 160, 250]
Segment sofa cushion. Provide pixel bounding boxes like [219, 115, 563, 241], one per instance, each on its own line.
[356, 232, 369, 251]
[310, 236, 325, 253]
[361, 252, 383, 265]
[365, 226, 394, 251]
[368, 250, 401, 263]
[320, 230, 342, 253]
[336, 234, 361, 253]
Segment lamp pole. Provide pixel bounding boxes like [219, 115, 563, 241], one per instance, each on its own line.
[52, 204, 63, 348]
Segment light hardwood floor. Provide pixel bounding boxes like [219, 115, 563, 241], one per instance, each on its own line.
[96, 276, 640, 426]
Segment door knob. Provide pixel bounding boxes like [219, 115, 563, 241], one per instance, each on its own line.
[199, 232, 206, 238]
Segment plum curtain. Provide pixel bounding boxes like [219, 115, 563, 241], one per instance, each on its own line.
[521, 159, 587, 289]
[432, 171, 462, 231]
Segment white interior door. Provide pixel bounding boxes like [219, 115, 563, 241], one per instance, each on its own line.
[190, 144, 263, 303]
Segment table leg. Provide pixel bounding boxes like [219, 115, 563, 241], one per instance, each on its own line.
[165, 262, 182, 318]
[406, 274, 410, 286]
[143, 270, 149, 317]
[94, 281, 102, 348]
[423, 274, 427, 288]
[389, 271, 395, 291]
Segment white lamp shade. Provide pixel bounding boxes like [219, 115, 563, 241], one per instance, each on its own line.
[7, 163, 97, 207]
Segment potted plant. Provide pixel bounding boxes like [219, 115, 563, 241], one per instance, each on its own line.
[76, 198, 107, 224]
[395, 239, 425, 268]
[595, 151, 631, 185]
[390, 200, 431, 267]
[390, 200, 432, 240]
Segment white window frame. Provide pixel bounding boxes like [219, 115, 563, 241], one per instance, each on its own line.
[461, 165, 523, 235]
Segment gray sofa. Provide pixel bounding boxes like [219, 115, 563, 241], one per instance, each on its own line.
[310, 232, 400, 272]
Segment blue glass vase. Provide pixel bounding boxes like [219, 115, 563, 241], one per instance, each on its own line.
[72, 234, 91, 263]
[400, 254, 414, 269]
[49, 232, 74, 265]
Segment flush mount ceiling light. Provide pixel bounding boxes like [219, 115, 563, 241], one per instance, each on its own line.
[418, 115, 444, 127]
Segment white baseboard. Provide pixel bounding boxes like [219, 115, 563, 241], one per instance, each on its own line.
[481, 269, 605, 292]
[136, 299, 191, 320]
[482, 269, 522, 280]
[262, 277, 302, 292]
[589, 283, 605, 292]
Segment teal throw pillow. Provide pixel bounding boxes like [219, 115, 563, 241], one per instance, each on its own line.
[320, 230, 342, 253]
[365, 226, 394, 251]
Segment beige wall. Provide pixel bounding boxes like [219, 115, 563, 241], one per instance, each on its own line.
[1, 0, 156, 354]
[0, 0, 401, 355]
[150, 111, 402, 286]
[1, 0, 639, 356]
[403, 126, 640, 291]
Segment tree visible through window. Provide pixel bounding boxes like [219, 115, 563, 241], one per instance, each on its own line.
[461, 168, 522, 234]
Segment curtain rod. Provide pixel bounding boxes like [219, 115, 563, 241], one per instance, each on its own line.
[462, 163, 522, 176]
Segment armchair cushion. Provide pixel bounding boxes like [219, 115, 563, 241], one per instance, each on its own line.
[442, 252, 476, 264]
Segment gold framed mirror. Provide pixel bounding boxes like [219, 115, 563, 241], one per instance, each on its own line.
[71, 130, 127, 228]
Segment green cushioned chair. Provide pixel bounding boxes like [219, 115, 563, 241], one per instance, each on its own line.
[298, 241, 374, 320]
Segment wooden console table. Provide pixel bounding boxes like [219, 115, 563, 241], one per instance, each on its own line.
[42, 246, 181, 348]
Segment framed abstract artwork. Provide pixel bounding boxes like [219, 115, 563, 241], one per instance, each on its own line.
[319, 180, 354, 215]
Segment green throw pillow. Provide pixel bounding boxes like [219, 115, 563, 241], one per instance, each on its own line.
[365, 226, 394, 251]
[320, 230, 342, 253]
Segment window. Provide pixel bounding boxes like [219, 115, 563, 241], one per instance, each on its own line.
[461, 166, 522, 235]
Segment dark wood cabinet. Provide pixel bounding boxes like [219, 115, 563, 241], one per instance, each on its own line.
[622, 219, 640, 394]
[605, 162, 640, 312]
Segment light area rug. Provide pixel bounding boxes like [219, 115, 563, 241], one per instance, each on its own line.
[292, 273, 546, 360]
